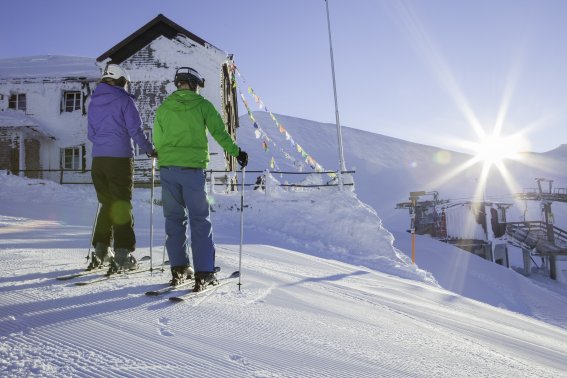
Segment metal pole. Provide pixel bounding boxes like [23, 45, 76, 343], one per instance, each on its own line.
[150, 157, 156, 273]
[411, 199, 416, 264]
[238, 167, 245, 291]
[408, 191, 425, 264]
[86, 202, 102, 262]
[161, 233, 168, 272]
[325, 0, 347, 174]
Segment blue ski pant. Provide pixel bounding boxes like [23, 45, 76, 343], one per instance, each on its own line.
[160, 167, 215, 272]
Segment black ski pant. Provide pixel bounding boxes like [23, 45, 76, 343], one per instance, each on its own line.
[91, 157, 136, 251]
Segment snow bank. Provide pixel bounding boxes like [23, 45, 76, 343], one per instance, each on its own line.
[209, 173, 436, 285]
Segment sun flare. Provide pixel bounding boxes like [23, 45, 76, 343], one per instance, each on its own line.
[472, 133, 529, 166]
[429, 130, 532, 197]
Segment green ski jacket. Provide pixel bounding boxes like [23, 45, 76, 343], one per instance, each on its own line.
[153, 89, 239, 168]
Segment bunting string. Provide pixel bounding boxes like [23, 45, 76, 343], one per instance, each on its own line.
[230, 63, 336, 179]
[237, 89, 283, 172]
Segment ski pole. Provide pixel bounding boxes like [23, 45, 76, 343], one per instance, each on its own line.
[150, 157, 156, 274]
[238, 167, 245, 291]
[161, 233, 168, 272]
[86, 202, 102, 262]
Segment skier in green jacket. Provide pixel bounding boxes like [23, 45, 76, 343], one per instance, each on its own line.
[153, 67, 248, 292]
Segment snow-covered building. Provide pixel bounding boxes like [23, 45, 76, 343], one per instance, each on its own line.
[0, 14, 240, 184]
[0, 56, 97, 181]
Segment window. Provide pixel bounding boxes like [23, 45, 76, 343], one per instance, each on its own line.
[61, 147, 82, 170]
[8, 94, 26, 112]
[63, 91, 81, 112]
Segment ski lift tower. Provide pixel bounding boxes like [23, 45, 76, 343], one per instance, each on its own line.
[396, 191, 443, 264]
[510, 178, 567, 281]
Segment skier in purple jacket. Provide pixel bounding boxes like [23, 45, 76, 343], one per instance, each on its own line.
[87, 63, 155, 273]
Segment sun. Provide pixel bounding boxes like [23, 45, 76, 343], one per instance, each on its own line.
[449, 130, 532, 203]
[428, 129, 532, 196]
[472, 133, 528, 166]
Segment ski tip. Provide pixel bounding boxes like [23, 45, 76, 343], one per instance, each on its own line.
[139, 256, 151, 261]
[56, 276, 75, 281]
[145, 291, 160, 296]
[230, 271, 240, 278]
[169, 297, 185, 303]
[74, 281, 90, 286]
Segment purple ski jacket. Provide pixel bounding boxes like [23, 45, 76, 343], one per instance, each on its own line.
[87, 83, 153, 158]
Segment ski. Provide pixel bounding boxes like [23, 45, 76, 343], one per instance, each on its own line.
[168, 271, 240, 302]
[74, 265, 162, 286]
[55, 256, 152, 281]
[145, 279, 195, 296]
[56, 267, 108, 281]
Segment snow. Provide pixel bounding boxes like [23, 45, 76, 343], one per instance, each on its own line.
[2, 112, 567, 376]
[0, 111, 39, 127]
[0, 55, 99, 80]
[0, 110, 53, 139]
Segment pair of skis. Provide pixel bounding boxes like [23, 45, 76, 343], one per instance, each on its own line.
[75, 265, 159, 286]
[146, 271, 240, 302]
[144, 266, 221, 296]
[55, 256, 163, 286]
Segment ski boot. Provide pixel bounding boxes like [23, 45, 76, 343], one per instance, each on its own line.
[169, 265, 195, 286]
[193, 271, 219, 292]
[107, 248, 138, 274]
[86, 243, 114, 271]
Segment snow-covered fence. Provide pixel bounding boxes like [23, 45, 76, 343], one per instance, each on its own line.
[6, 167, 356, 191]
[205, 169, 356, 193]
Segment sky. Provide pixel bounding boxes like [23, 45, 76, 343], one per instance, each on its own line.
[2, 0, 567, 153]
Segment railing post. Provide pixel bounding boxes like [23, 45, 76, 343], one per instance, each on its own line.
[550, 255, 557, 280]
[522, 248, 531, 276]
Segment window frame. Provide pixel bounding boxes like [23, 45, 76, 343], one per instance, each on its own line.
[62, 91, 82, 112]
[8, 93, 26, 112]
[60, 147, 83, 170]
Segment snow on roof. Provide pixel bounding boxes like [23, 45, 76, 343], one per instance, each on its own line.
[0, 110, 39, 127]
[0, 55, 100, 80]
[0, 110, 54, 138]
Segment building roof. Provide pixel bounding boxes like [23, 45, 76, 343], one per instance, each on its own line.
[0, 55, 99, 81]
[0, 111, 55, 139]
[97, 14, 226, 64]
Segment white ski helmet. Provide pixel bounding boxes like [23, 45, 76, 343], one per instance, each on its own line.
[102, 64, 131, 82]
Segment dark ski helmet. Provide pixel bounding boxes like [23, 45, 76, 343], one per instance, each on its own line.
[174, 67, 205, 88]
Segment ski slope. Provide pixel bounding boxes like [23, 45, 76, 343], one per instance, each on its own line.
[2, 243, 567, 377]
[1, 171, 567, 377]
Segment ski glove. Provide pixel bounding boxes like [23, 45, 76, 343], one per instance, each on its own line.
[237, 148, 248, 168]
[147, 149, 158, 158]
